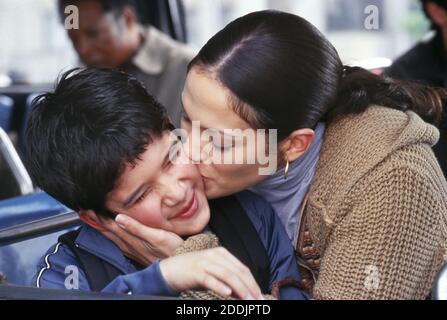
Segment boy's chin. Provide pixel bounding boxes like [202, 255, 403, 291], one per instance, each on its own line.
[174, 215, 210, 237]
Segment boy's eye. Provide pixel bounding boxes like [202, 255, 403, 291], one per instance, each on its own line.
[135, 189, 150, 204]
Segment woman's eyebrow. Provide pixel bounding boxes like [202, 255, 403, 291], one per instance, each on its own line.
[200, 125, 238, 139]
[180, 98, 237, 138]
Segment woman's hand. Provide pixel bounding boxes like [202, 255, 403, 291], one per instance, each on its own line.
[102, 214, 184, 266]
[160, 247, 264, 300]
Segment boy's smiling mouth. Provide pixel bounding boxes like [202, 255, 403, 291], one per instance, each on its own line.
[172, 191, 198, 220]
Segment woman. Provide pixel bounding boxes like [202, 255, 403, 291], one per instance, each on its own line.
[106, 10, 447, 299]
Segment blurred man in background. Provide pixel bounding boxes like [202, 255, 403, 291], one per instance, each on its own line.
[386, 0, 447, 176]
[58, 0, 195, 126]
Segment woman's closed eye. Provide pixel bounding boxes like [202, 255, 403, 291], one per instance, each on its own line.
[212, 134, 235, 151]
[212, 141, 233, 151]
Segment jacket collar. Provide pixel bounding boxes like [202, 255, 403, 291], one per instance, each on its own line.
[131, 26, 175, 75]
[74, 224, 137, 274]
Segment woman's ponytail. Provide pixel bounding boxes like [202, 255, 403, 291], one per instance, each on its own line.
[324, 66, 447, 127]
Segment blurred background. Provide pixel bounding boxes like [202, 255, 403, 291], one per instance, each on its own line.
[0, 0, 431, 84]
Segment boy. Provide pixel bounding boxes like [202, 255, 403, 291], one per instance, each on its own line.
[27, 68, 307, 300]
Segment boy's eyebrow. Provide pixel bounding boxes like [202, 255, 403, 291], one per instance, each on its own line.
[122, 140, 177, 209]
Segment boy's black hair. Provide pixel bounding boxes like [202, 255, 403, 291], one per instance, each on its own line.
[25, 68, 173, 218]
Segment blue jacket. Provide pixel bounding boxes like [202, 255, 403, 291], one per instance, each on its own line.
[32, 191, 308, 299]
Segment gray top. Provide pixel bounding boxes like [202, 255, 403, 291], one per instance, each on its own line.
[125, 26, 196, 127]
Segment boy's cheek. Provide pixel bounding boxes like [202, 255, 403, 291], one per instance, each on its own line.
[129, 207, 167, 229]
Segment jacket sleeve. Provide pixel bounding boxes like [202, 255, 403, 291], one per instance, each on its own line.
[33, 243, 177, 297]
[32, 243, 91, 291]
[102, 260, 177, 297]
[313, 167, 446, 300]
[238, 191, 309, 300]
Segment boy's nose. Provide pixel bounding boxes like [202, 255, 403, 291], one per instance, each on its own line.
[163, 179, 188, 208]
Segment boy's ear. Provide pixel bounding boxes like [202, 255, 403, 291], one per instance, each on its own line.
[79, 210, 107, 232]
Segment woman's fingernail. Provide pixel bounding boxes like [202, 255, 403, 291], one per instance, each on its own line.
[115, 214, 128, 228]
[222, 287, 232, 296]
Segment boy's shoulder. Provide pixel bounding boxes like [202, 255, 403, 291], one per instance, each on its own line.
[234, 190, 276, 220]
[233, 190, 278, 235]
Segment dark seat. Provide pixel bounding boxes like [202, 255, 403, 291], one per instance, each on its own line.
[0, 127, 34, 199]
[0, 192, 70, 229]
[0, 192, 77, 286]
[0, 95, 14, 131]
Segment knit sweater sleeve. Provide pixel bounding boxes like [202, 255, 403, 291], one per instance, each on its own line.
[313, 166, 446, 300]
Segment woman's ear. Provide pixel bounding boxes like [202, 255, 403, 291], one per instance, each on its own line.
[281, 128, 315, 163]
[79, 210, 107, 232]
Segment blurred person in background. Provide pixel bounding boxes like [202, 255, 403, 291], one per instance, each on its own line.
[386, 0, 447, 176]
[58, 0, 195, 126]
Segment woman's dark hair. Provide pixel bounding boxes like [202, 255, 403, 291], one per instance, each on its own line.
[25, 68, 173, 218]
[188, 10, 445, 140]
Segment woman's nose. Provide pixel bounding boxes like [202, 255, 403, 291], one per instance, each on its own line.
[184, 132, 202, 163]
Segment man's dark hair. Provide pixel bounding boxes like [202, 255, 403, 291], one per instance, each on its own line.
[58, 0, 138, 22]
[25, 68, 173, 218]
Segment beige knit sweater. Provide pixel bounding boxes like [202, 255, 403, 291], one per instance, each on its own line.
[174, 232, 276, 300]
[304, 105, 447, 299]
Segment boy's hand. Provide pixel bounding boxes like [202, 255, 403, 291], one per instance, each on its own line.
[102, 214, 184, 266]
[160, 247, 264, 300]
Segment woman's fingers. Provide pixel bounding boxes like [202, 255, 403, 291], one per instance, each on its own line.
[203, 248, 262, 300]
[203, 261, 256, 300]
[102, 218, 162, 264]
[215, 248, 263, 299]
[199, 274, 232, 298]
[115, 214, 184, 257]
[209, 248, 263, 299]
[102, 227, 157, 265]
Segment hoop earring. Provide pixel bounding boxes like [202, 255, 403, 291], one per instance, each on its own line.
[284, 160, 290, 180]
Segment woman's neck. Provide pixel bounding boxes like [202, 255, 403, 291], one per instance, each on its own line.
[249, 122, 326, 242]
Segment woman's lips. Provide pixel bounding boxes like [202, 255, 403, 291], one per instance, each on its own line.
[174, 192, 198, 219]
